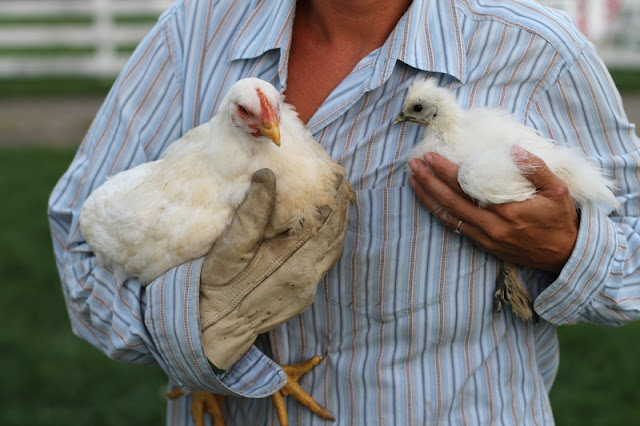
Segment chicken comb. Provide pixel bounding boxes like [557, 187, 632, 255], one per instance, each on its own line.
[256, 88, 278, 123]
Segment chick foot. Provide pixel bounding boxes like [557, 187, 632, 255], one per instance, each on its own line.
[168, 389, 226, 426]
[272, 356, 335, 426]
[493, 261, 533, 321]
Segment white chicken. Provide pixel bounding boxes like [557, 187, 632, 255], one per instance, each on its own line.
[395, 77, 619, 320]
[80, 77, 349, 425]
[80, 77, 347, 285]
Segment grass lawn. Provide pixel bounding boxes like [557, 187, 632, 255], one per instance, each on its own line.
[1, 146, 639, 424]
[552, 323, 640, 425]
[0, 147, 167, 426]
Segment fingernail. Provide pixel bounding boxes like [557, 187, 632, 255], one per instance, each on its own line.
[424, 153, 434, 165]
[512, 145, 528, 159]
[408, 159, 419, 173]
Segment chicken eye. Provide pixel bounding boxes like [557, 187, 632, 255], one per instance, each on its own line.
[238, 105, 249, 115]
[413, 104, 423, 113]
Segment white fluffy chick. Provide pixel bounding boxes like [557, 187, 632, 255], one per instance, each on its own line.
[395, 77, 619, 320]
[80, 78, 349, 284]
[396, 77, 619, 210]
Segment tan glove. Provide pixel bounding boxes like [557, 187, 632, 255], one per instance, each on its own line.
[199, 168, 351, 370]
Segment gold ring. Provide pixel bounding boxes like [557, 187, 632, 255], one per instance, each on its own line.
[454, 219, 463, 234]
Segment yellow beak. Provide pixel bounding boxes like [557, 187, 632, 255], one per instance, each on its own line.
[257, 121, 281, 146]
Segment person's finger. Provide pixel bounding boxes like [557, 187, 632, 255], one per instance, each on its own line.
[408, 159, 480, 226]
[408, 173, 501, 251]
[511, 146, 567, 195]
[421, 152, 465, 193]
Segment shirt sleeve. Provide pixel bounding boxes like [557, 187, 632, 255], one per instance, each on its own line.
[47, 3, 285, 396]
[527, 42, 640, 326]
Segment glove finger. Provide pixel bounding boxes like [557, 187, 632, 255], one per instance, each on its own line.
[264, 176, 351, 269]
[309, 176, 352, 246]
[221, 174, 351, 284]
[226, 168, 277, 248]
[202, 169, 276, 281]
[315, 194, 351, 272]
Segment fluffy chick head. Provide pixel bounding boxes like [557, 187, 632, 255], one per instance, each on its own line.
[224, 78, 282, 146]
[394, 77, 462, 135]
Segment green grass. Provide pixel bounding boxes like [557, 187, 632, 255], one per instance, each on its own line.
[0, 17, 93, 26]
[1, 146, 639, 424]
[113, 15, 160, 25]
[0, 147, 167, 426]
[0, 46, 96, 57]
[551, 322, 640, 425]
[609, 69, 640, 93]
[0, 15, 157, 26]
[0, 77, 115, 98]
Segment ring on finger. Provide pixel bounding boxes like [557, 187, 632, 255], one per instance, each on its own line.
[454, 219, 463, 234]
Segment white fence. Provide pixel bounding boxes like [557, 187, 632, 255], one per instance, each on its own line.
[541, 0, 640, 67]
[0, 0, 640, 79]
[0, 0, 173, 77]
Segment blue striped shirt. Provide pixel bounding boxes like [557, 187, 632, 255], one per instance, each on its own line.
[48, 0, 640, 424]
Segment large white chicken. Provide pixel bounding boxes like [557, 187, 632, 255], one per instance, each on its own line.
[80, 77, 347, 284]
[394, 77, 619, 320]
[80, 77, 350, 425]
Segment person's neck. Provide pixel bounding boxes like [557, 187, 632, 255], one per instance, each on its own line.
[284, 0, 412, 122]
[295, 0, 412, 54]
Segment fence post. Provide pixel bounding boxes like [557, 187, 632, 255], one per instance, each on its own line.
[94, 0, 115, 77]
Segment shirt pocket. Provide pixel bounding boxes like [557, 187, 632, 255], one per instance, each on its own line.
[325, 185, 488, 322]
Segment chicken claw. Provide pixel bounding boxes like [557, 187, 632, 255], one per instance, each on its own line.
[167, 356, 334, 426]
[272, 356, 336, 425]
[168, 389, 226, 426]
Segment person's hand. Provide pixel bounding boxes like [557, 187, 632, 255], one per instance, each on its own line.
[408, 147, 579, 274]
[199, 169, 351, 370]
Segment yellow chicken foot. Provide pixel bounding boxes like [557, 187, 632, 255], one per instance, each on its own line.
[167, 356, 334, 426]
[272, 356, 336, 426]
[168, 389, 226, 426]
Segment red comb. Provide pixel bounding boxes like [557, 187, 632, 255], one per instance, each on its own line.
[256, 88, 278, 123]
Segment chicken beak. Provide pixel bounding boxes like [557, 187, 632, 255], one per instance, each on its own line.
[257, 121, 281, 146]
[394, 111, 426, 126]
[393, 112, 406, 125]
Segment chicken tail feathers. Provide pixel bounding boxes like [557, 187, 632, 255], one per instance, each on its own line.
[549, 147, 620, 212]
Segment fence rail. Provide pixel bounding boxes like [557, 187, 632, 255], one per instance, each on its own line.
[541, 0, 640, 67]
[0, 0, 173, 77]
[0, 0, 639, 79]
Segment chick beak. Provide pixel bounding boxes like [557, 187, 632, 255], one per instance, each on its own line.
[257, 121, 281, 146]
[393, 111, 428, 126]
[393, 112, 407, 125]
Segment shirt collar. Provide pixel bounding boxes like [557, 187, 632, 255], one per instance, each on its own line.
[394, 0, 466, 82]
[229, 0, 296, 63]
[229, 0, 466, 83]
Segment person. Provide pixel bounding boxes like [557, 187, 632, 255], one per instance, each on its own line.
[48, 0, 640, 424]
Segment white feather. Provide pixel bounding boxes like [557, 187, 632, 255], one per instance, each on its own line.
[402, 77, 619, 210]
[80, 78, 349, 284]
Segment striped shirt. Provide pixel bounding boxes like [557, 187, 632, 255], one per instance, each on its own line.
[48, 0, 640, 425]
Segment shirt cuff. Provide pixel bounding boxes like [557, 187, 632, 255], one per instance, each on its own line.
[534, 203, 621, 324]
[144, 258, 286, 397]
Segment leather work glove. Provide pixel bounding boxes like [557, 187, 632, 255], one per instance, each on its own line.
[199, 168, 351, 370]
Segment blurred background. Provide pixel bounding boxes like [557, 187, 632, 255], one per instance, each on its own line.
[0, 0, 639, 425]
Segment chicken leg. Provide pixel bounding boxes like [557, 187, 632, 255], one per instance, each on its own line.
[167, 389, 226, 426]
[272, 356, 336, 425]
[168, 356, 335, 426]
[493, 261, 533, 321]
